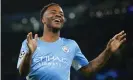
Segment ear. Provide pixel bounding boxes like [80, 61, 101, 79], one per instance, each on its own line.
[42, 17, 46, 24]
[41, 12, 47, 24]
[41, 18, 45, 24]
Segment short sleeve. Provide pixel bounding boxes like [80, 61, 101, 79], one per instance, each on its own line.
[72, 41, 89, 71]
[17, 39, 29, 69]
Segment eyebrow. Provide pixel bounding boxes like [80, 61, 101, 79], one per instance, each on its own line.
[50, 10, 63, 14]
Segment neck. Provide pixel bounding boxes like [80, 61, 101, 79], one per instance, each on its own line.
[41, 25, 60, 42]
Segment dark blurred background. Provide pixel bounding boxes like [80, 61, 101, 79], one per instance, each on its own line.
[1, 0, 133, 80]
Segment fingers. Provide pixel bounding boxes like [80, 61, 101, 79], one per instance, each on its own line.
[29, 32, 33, 39]
[120, 38, 126, 44]
[119, 33, 126, 41]
[34, 34, 38, 41]
[27, 32, 33, 42]
[117, 30, 126, 41]
[113, 30, 126, 40]
[27, 32, 38, 42]
[27, 32, 30, 43]
[118, 30, 125, 36]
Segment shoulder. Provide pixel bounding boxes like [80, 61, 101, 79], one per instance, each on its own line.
[60, 37, 78, 46]
[22, 39, 27, 44]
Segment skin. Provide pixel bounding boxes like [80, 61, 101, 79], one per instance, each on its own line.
[18, 5, 126, 77]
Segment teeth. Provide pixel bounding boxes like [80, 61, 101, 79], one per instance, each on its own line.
[54, 19, 60, 22]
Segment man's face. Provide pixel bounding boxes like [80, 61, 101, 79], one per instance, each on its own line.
[42, 5, 65, 29]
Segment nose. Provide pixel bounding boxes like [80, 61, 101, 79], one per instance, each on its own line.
[55, 13, 61, 18]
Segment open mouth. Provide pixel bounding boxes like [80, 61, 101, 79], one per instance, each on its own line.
[53, 19, 61, 23]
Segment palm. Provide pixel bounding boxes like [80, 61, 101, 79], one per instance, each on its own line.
[110, 39, 121, 52]
[27, 32, 38, 54]
[107, 31, 126, 53]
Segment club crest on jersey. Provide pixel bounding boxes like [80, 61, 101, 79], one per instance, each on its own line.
[62, 46, 69, 53]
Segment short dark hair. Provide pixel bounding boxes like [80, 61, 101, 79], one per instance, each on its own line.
[40, 3, 59, 22]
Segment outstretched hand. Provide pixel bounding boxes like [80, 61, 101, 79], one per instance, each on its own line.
[27, 32, 38, 54]
[107, 30, 126, 53]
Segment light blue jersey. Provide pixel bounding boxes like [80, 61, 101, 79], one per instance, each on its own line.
[17, 37, 89, 80]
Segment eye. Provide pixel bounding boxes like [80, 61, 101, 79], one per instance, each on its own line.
[51, 11, 56, 14]
[60, 13, 64, 16]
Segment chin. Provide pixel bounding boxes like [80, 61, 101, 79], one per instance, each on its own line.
[53, 26, 61, 29]
[52, 26, 61, 33]
[52, 24, 62, 29]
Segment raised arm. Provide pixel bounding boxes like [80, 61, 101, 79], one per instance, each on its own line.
[79, 30, 126, 76]
[18, 32, 38, 76]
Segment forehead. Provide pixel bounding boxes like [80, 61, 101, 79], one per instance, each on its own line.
[46, 5, 63, 13]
